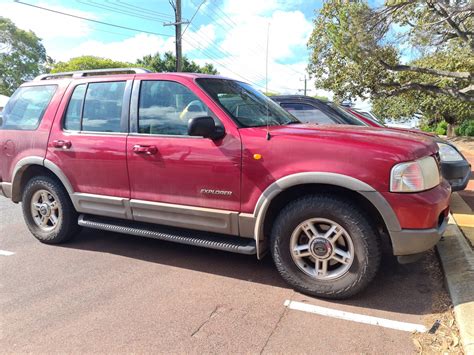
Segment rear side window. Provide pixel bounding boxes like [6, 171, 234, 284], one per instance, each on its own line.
[63, 81, 126, 133]
[64, 84, 86, 131]
[280, 103, 335, 124]
[0, 85, 57, 130]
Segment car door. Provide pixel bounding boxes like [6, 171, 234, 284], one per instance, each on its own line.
[126, 78, 242, 235]
[46, 78, 132, 219]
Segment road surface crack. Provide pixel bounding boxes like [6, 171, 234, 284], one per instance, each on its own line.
[191, 305, 220, 337]
[259, 294, 293, 354]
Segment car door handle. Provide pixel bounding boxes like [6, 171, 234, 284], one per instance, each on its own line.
[133, 144, 158, 155]
[51, 140, 72, 149]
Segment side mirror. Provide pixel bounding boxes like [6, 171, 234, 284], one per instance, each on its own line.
[188, 116, 225, 140]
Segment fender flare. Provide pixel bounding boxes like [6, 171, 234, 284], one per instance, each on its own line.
[11, 157, 74, 201]
[252, 172, 401, 258]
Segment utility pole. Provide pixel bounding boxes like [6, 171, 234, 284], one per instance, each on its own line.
[299, 75, 311, 96]
[164, 0, 189, 72]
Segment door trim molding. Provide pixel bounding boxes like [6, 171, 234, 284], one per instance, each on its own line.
[70, 192, 252, 237]
[130, 199, 240, 235]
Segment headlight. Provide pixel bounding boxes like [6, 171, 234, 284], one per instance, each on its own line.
[390, 156, 440, 192]
[437, 143, 464, 162]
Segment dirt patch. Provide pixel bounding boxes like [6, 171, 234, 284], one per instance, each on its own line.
[413, 250, 463, 354]
[446, 136, 474, 152]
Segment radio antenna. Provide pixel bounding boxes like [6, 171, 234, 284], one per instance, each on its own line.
[265, 22, 271, 141]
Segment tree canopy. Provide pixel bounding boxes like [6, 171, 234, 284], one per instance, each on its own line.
[136, 51, 218, 74]
[50, 52, 219, 76]
[0, 17, 49, 95]
[307, 0, 473, 124]
[51, 56, 132, 73]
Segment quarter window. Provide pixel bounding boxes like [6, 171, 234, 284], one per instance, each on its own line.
[0, 85, 57, 130]
[63, 81, 126, 133]
[138, 80, 212, 135]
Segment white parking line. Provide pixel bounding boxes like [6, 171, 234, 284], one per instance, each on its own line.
[284, 300, 427, 333]
[0, 250, 15, 256]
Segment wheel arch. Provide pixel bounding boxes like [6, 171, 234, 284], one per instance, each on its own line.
[253, 172, 401, 258]
[11, 157, 74, 202]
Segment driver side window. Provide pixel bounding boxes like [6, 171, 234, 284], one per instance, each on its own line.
[138, 80, 211, 135]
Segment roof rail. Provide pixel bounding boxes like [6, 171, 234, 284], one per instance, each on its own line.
[34, 67, 152, 81]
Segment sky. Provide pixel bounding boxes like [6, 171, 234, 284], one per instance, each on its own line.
[0, 0, 376, 109]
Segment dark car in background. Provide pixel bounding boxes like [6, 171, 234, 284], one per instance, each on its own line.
[271, 95, 471, 191]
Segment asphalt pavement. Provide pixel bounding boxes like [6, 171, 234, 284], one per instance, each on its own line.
[0, 197, 448, 353]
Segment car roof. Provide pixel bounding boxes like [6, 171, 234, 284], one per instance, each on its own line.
[28, 68, 236, 85]
[271, 95, 327, 105]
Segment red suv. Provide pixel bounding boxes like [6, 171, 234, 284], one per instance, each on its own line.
[0, 69, 450, 298]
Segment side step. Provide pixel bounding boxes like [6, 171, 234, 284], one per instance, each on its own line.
[78, 214, 257, 255]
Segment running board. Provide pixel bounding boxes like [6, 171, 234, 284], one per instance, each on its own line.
[78, 214, 257, 255]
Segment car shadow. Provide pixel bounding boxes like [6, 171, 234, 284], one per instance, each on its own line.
[60, 227, 446, 316]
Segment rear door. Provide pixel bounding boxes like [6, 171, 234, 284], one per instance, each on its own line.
[46, 78, 132, 219]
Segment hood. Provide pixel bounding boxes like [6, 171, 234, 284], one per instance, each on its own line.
[264, 123, 438, 161]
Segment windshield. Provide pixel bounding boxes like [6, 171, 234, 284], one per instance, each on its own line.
[326, 103, 368, 126]
[197, 78, 299, 128]
[356, 110, 385, 127]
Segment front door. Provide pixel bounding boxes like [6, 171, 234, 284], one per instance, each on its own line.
[126, 79, 242, 235]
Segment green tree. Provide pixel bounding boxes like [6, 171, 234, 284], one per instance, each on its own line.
[0, 17, 48, 95]
[137, 52, 218, 74]
[372, 49, 474, 127]
[307, 0, 474, 121]
[51, 56, 133, 73]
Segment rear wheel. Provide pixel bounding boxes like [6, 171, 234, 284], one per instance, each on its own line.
[271, 194, 381, 299]
[22, 176, 79, 244]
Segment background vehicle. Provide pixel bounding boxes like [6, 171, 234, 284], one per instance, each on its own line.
[0, 70, 450, 299]
[272, 95, 471, 191]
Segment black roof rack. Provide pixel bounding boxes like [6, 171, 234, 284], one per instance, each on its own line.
[34, 67, 152, 81]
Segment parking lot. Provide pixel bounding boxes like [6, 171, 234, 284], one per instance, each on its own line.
[0, 197, 454, 353]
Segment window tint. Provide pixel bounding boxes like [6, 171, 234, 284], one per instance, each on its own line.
[0, 85, 56, 130]
[64, 84, 86, 131]
[82, 82, 125, 132]
[280, 103, 335, 124]
[138, 80, 211, 135]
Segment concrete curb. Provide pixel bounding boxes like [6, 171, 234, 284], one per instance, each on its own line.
[437, 215, 474, 355]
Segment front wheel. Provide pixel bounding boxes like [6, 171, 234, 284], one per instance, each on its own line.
[21, 175, 79, 244]
[271, 194, 381, 299]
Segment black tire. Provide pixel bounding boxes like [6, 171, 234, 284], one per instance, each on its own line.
[271, 194, 381, 299]
[21, 175, 79, 244]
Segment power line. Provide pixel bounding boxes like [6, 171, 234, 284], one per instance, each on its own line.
[181, 0, 206, 38]
[112, 0, 175, 20]
[183, 38, 270, 90]
[76, 0, 175, 22]
[199, 1, 307, 78]
[13, 0, 174, 37]
[185, 2, 269, 83]
[186, 28, 268, 83]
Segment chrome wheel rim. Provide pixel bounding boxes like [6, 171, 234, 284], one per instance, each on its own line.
[290, 218, 354, 280]
[30, 189, 61, 232]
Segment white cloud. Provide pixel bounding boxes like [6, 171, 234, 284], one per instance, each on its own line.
[223, 0, 302, 16]
[59, 33, 176, 62]
[1, 2, 94, 39]
[183, 1, 316, 95]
